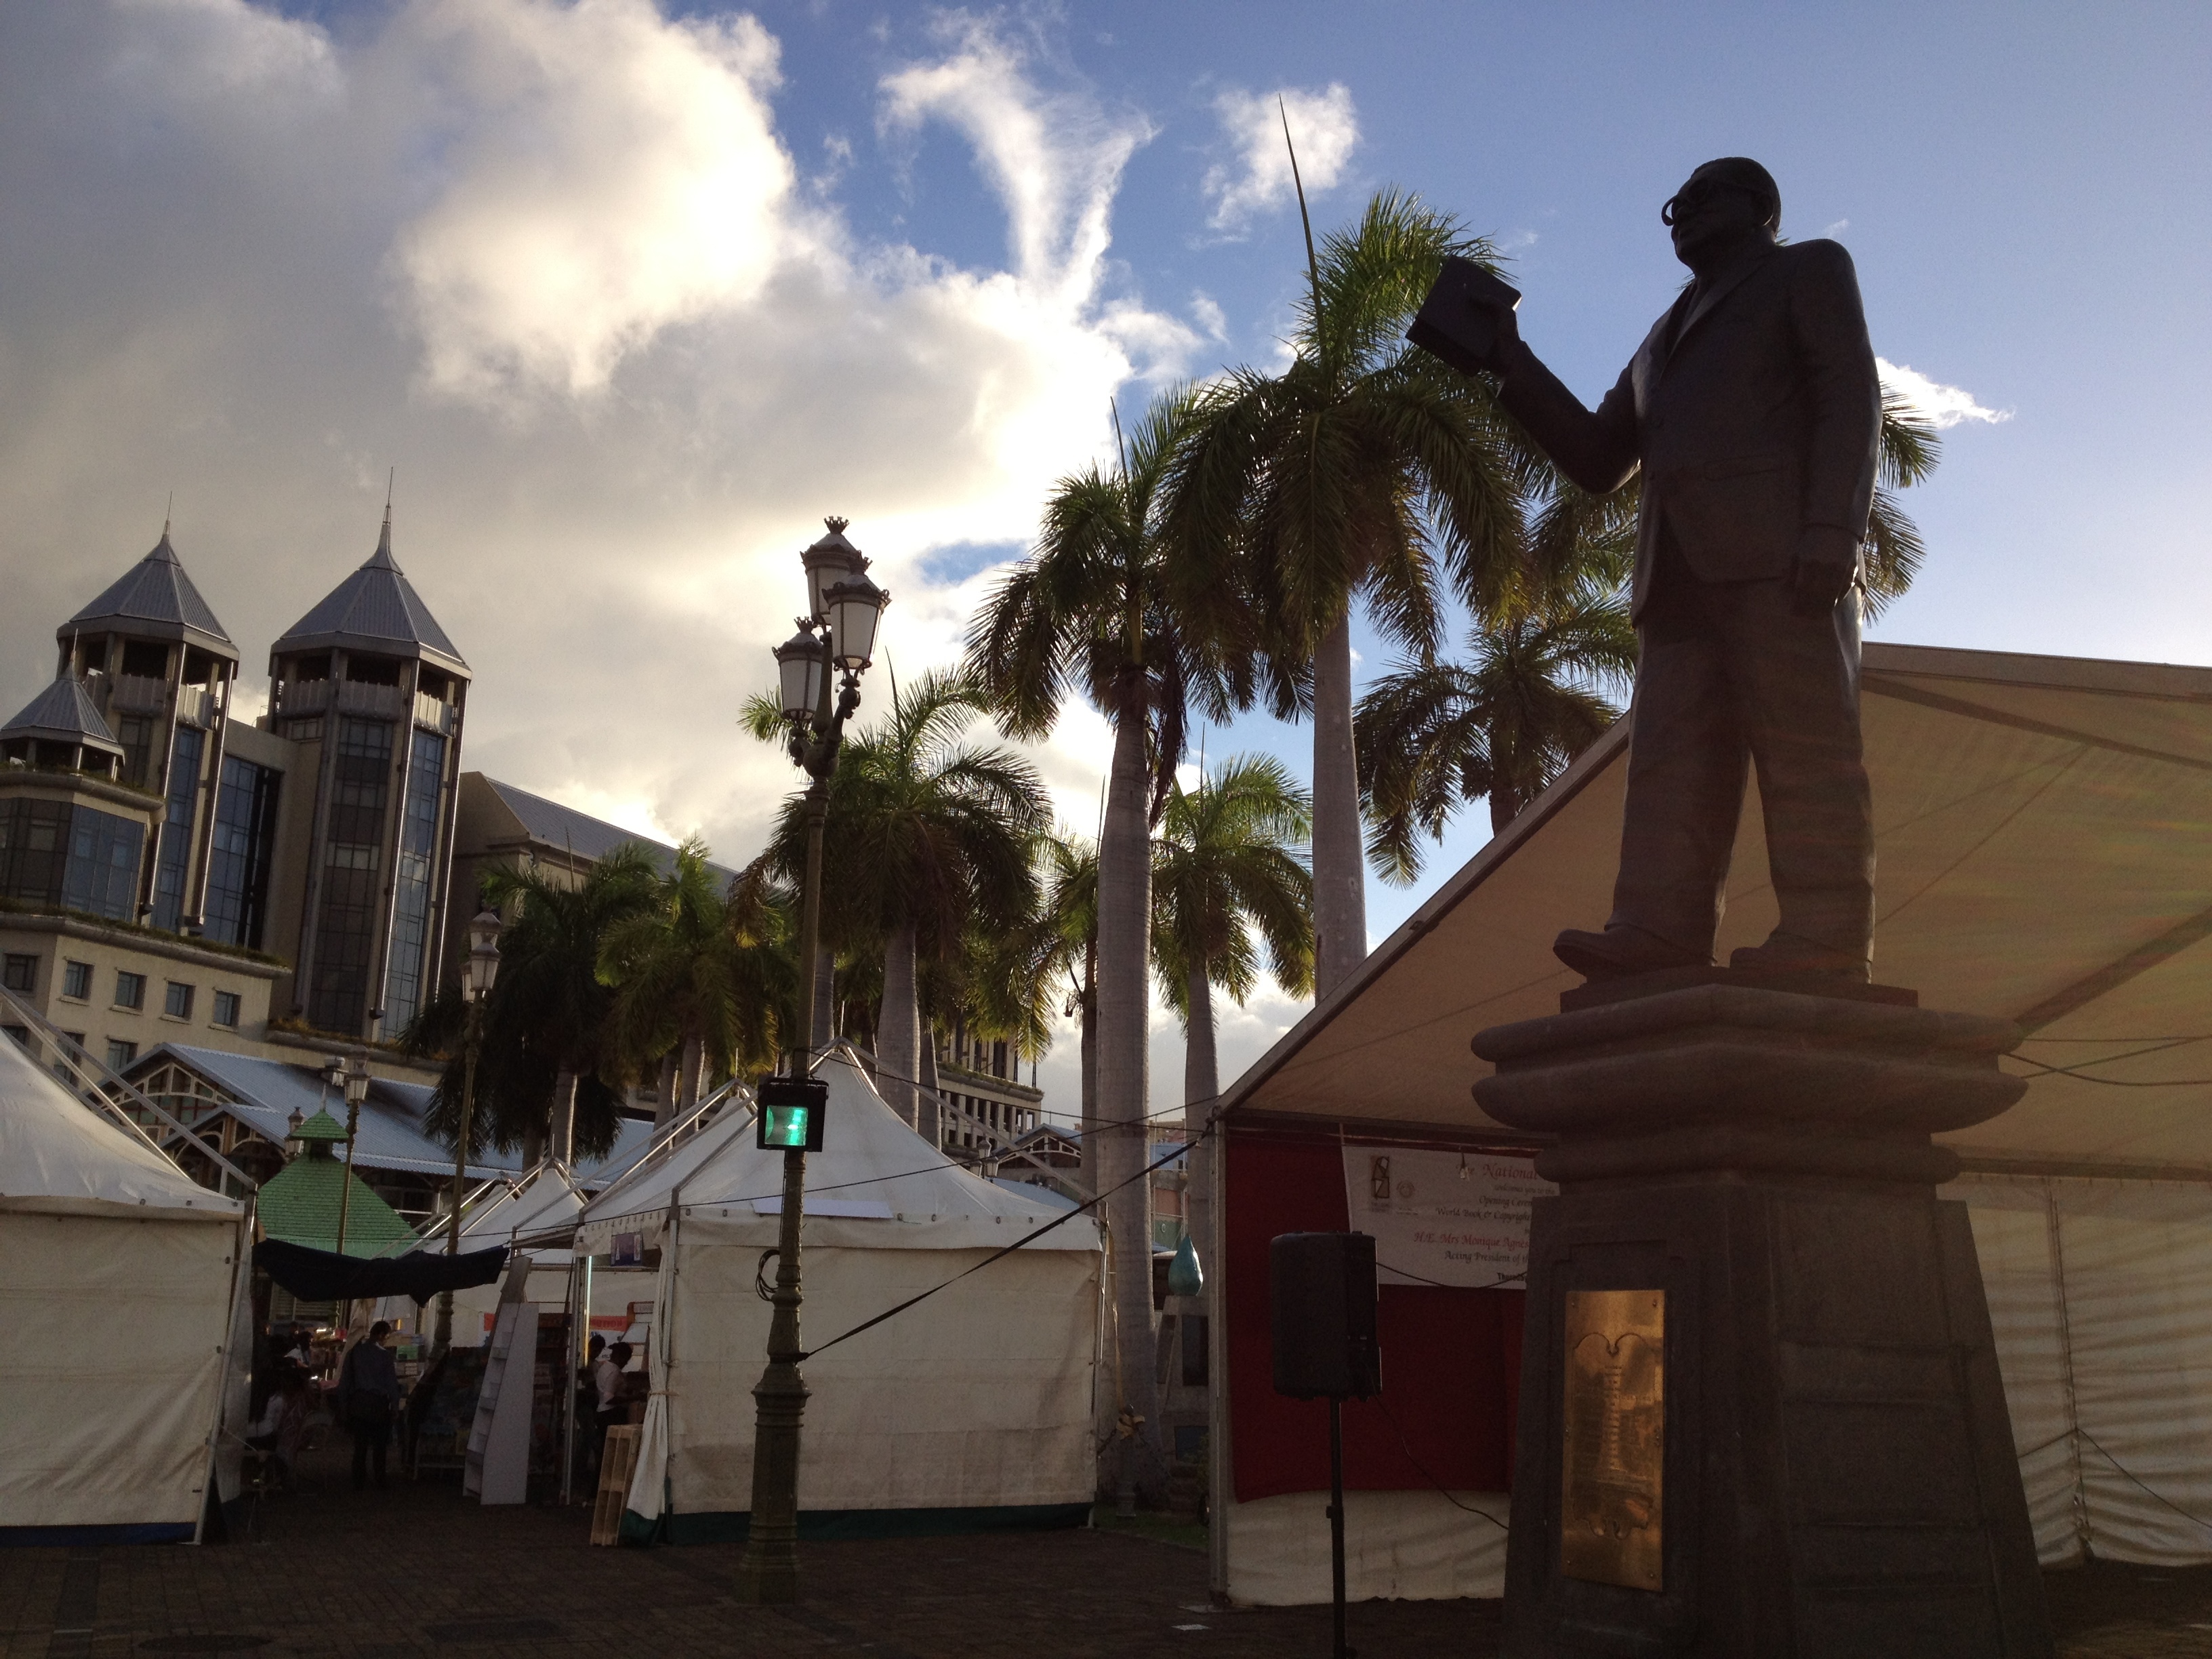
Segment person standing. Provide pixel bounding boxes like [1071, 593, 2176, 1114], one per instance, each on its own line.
[338, 1321, 405, 1491]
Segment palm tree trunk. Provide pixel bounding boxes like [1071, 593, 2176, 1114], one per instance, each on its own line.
[521, 1117, 545, 1170]
[1079, 944, 1098, 1192]
[1311, 609, 1368, 996]
[1489, 781, 1523, 834]
[548, 1069, 577, 1168]
[1183, 958, 1216, 1300]
[918, 1027, 943, 1149]
[1096, 682, 1164, 1496]
[678, 1033, 703, 1116]
[880, 921, 921, 1130]
[653, 1052, 678, 1128]
[811, 947, 835, 1052]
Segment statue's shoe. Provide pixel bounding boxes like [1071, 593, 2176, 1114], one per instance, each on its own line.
[1728, 933, 1872, 983]
[1552, 925, 1706, 981]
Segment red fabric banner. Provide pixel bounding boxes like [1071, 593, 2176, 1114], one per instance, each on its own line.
[1225, 1126, 1523, 1502]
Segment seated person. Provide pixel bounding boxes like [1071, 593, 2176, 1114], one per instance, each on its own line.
[246, 1368, 312, 1478]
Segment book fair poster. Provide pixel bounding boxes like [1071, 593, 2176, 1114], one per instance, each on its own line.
[1341, 1145, 1557, 1288]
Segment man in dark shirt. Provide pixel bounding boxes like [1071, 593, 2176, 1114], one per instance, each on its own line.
[1486, 157, 1883, 981]
[338, 1320, 405, 1491]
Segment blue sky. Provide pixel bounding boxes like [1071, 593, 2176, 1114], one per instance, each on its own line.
[2, 1, 2206, 1113]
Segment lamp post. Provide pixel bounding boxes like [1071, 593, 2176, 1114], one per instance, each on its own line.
[737, 517, 888, 1605]
[433, 909, 505, 1356]
[332, 1052, 371, 1331]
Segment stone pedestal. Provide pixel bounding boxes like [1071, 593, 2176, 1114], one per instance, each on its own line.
[1473, 975, 2053, 1659]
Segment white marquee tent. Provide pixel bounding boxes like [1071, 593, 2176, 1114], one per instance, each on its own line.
[0, 1033, 247, 1543]
[1210, 643, 2212, 1602]
[575, 1049, 1104, 1542]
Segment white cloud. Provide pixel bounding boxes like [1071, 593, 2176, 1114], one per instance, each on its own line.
[1202, 83, 1358, 233]
[391, 0, 800, 398]
[0, 0, 1193, 933]
[1879, 357, 2012, 429]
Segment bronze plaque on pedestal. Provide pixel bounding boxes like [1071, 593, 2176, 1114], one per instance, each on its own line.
[1561, 1288, 1665, 1591]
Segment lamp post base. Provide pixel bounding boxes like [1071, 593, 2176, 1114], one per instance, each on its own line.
[735, 1359, 810, 1604]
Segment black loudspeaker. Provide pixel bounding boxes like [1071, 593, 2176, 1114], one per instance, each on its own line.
[1270, 1231, 1380, 1400]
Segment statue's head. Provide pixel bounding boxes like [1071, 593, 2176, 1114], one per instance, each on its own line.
[1663, 158, 1781, 269]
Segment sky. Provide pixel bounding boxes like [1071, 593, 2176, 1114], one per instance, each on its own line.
[2, 1, 2207, 1122]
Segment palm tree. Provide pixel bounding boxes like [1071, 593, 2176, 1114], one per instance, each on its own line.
[1356, 581, 1635, 882]
[1164, 189, 1537, 998]
[403, 845, 661, 1165]
[1151, 754, 1313, 1304]
[597, 840, 787, 1124]
[759, 670, 1048, 1139]
[967, 390, 1246, 1497]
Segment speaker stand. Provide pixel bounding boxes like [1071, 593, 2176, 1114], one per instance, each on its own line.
[1328, 1393, 1353, 1659]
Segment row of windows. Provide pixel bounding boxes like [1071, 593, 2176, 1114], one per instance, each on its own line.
[307, 717, 394, 1035]
[0, 951, 239, 1027]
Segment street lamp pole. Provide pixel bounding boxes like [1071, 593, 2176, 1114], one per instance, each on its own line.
[434, 909, 505, 1356]
[736, 518, 887, 1606]
[333, 1052, 371, 1330]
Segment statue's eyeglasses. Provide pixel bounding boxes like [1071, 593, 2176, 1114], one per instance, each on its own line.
[1661, 180, 1759, 226]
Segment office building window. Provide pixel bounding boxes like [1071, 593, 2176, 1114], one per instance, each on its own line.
[1, 953, 35, 994]
[60, 808, 144, 922]
[164, 981, 194, 1019]
[54, 1031, 85, 1082]
[0, 797, 70, 908]
[211, 989, 241, 1028]
[381, 729, 446, 1034]
[115, 715, 156, 790]
[2, 1023, 28, 1052]
[151, 724, 205, 933]
[308, 717, 393, 1034]
[106, 1038, 138, 1070]
[205, 756, 281, 951]
[115, 970, 146, 1010]
[61, 960, 91, 1000]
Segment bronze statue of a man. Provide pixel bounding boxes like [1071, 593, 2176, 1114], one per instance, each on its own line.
[1483, 157, 1883, 983]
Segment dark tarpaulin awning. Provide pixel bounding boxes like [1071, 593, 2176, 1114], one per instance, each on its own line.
[254, 1238, 510, 1305]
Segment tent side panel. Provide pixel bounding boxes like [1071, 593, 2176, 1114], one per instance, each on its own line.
[668, 1230, 1097, 1519]
[1222, 1490, 1509, 1604]
[1954, 1176, 2084, 1565]
[2049, 1177, 2212, 1565]
[0, 1212, 233, 1530]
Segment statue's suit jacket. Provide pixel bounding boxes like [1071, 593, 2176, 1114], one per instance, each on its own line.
[1501, 239, 1881, 616]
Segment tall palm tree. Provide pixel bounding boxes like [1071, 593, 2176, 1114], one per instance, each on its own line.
[1356, 581, 1635, 882]
[968, 390, 1246, 1496]
[760, 670, 1048, 1139]
[403, 845, 661, 1165]
[1164, 189, 1537, 998]
[1151, 754, 1314, 1304]
[597, 840, 785, 1124]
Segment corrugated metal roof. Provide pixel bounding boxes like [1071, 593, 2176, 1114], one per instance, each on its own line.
[0, 677, 125, 758]
[63, 530, 237, 656]
[271, 514, 468, 674]
[133, 1044, 655, 1185]
[483, 778, 740, 887]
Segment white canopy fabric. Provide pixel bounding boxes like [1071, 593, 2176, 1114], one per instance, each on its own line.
[582, 1050, 1099, 1256]
[0, 1033, 244, 1536]
[0, 1036, 242, 1221]
[1223, 642, 2212, 1176]
[615, 1049, 1103, 1538]
[572, 1090, 758, 1258]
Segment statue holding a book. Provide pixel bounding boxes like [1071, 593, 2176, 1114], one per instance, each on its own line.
[1410, 157, 1885, 984]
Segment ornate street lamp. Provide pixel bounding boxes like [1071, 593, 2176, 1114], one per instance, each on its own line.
[736, 518, 889, 1605]
[332, 1052, 373, 1330]
[432, 909, 504, 1355]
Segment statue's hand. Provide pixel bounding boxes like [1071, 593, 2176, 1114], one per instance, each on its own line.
[1790, 526, 1860, 617]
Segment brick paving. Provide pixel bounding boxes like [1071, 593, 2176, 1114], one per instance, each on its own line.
[3, 1444, 2209, 1658]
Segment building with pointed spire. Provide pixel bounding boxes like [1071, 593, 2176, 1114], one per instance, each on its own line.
[265, 509, 470, 1042]
[2, 503, 712, 1207]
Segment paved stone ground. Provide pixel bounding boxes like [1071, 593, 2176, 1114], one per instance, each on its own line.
[3, 1443, 2209, 1658]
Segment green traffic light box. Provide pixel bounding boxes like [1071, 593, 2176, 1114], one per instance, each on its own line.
[757, 1076, 827, 1152]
